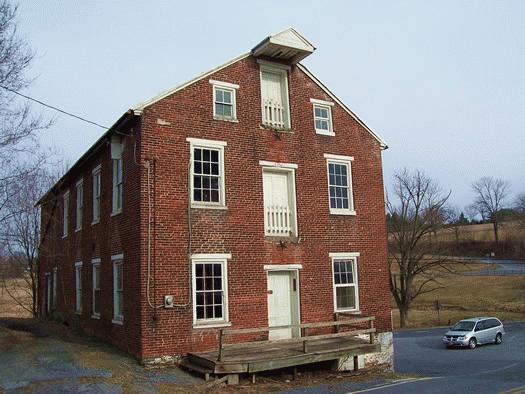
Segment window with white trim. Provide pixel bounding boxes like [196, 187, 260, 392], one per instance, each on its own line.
[311, 99, 335, 135]
[112, 158, 123, 214]
[261, 162, 298, 237]
[92, 165, 101, 224]
[92, 259, 101, 317]
[187, 138, 226, 208]
[260, 63, 290, 129]
[192, 254, 230, 326]
[62, 192, 69, 237]
[75, 180, 83, 231]
[75, 262, 82, 313]
[210, 80, 238, 121]
[331, 253, 359, 312]
[52, 267, 58, 308]
[325, 154, 355, 215]
[112, 255, 123, 323]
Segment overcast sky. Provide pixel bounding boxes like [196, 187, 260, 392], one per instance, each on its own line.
[18, 0, 524, 209]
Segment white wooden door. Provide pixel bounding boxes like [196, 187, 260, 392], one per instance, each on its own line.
[267, 271, 293, 340]
[263, 172, 291, 235]
[261, 71, 283, 105]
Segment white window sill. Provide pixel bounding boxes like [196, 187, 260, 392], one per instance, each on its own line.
[75, 310, 82, 315]
[330, 209, 356, 216]
[112, 318, 123, 325]
[62, 235, 67, 239]
[316, 129, 335, 136]
[213, 116, 238, 123]
[335, 309, 361, 315]
[191, 204, 228, 210]
[193, 321, 231, 330]
[74, 228, 81, 233]
[91, 314, 100, 319]
[111, 209, 122, 217]
[91, 220, 100, 226]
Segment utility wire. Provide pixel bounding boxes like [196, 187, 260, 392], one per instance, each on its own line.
[0, 85, 109, 129]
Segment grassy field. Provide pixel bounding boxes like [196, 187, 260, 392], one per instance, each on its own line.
[435, 220, 524, 243]
[392, 262, 525, 328]
[0, 279, 32, 318]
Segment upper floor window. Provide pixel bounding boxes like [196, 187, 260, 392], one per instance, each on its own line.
[324, 154, 355, 215]
[75, 180, 83, 231]
[62, 192, 69, 238]
[209, 80, 239, 121]
[191, 253, 231, 327]
[187, 138, 227, 209]
[310, 99, 334, 136]
[260, 62, 290, 129]
[260, 161, 298, 237]
[330, 252, 360, 312]
[112, 158, 123, 215]
[92, 165, 101, 224]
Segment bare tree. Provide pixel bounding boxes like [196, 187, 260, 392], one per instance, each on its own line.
[470, 177, 510, 247]
[386, 169, 453, 328]
[0, 167, 56, 316]
[515, 193, 525, 216]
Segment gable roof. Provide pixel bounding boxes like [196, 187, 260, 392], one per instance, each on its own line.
[251, 27, 315, 64]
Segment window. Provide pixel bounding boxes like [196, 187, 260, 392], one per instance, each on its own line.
[210, 80, 239, 121]
[75, 180, 83, 231]
[260, 62, 290, 129]
[45, 273, 51, 313]
[191, 253, 231, 327]
[92, 165, 101, 224]
[52, 267, 58, 308]
[92, 259, 101, 318]
[310, 99, 334, 135]
[112, 158, 123, 214]
[75, 262, 82, 313]
[324, 154, 355, 215]
[330, 252, 360, 312]
[112, 254, 123, 324]
[62, 192, 69, 237]
[187, 138, 227, 208]
[260, 161, 298, 237]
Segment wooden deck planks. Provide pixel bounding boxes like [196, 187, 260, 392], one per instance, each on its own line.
[187, 336, 380, 374]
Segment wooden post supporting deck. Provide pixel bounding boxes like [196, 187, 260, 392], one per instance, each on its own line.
[303, 327, 309, 353]
[218, 329, 224, 361]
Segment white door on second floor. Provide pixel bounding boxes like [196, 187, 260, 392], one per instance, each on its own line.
[263, 171, 291, 236]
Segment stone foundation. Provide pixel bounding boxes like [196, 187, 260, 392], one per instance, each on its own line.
[336, 332, 394, 371]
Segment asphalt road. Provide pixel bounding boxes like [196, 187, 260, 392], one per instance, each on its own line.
[368, 322, 525, 393]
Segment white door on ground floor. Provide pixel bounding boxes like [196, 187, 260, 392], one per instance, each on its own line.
[267, 270, 299, 340]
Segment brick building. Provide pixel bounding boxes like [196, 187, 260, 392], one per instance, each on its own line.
[37, 29, 393, 369]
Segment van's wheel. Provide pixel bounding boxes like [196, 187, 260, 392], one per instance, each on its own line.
[468, 338, 477, 349]
[495, 333, 502, 344]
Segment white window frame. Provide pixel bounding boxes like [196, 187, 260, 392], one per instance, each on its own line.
[210, 80, 239, 121]
[91, 258, 101, 318]
[75, 179, 83, 232]
[45, 272, 51, 313]
[52, 267, 58, 309]
[259, 62, 291, 130]
[191, 253, 231, 328]
[112, 158, 123, 215]
[186, 137, 227, 209]
[92, 165, 101, 224]
[310, 98, 335, 136]
[112, 254, 124, 324]
[62, 191, 69, 238]
[259, 161, 298, 237]
[75, 261, 82, 314]
[324, 153, 356, 215]
[330, 252, 360, 313]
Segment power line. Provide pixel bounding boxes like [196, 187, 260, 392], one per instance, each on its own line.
[0, 85, 109, 129]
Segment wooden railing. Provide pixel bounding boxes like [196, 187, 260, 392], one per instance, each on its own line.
[265, 205, 292, 236]
[217, 316, 375, 361]
[262, 99, 286, 129]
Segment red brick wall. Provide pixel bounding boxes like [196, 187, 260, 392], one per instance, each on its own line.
[39, 124, 143, 359]
[137, 55, 391, 360]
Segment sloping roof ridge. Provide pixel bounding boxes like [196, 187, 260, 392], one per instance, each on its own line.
[297, 63, 388, 149]
[133, 52, 250, 111]
[273, 27, 316, 50]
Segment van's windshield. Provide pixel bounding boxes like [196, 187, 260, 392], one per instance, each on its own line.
[452, 321, 475, 331]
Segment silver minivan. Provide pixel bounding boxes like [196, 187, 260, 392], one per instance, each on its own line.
[442, 317, 505, 349]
